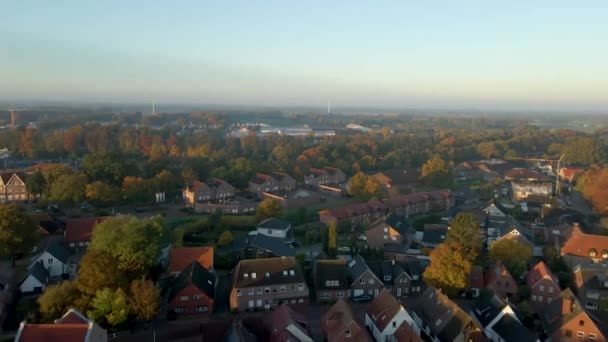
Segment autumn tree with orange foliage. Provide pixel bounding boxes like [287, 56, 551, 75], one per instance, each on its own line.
[576, 167, 608, 216]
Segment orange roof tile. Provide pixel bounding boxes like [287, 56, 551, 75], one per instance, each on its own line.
[525, 261, 559, 288]
[64, 217, 105, 243]
[169, 246, 214, 273]
[18, 324, 89, 342]
[561, 225, 608, 259]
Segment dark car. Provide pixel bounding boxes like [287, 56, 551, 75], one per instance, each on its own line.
[353, 295, 372, 303]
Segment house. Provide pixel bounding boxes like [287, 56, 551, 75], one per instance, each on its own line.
[539, 289, 606, 342]
[246, 234, 297, 258]
[420, 224, 448, 249]
[471, 292, 538, 342]
[256, 218, 293, 242]
[372, 168, 420, 193]
[365, 289, 420, 342]
[483, 203, 506, 220]
[561, 223, 608, 268]
[183, 178, 236, 208]
[510, 181, 553, 202]
[369, 259, 425, 298]
[468, 265, 484, 298]
[319, 201, 387, 227]
[29, 243, 72, 278]
[504, 168, 549, 182]
[366, 221, 405, 249]
[15, 308, 107, 342]
[0, 172, 30, 202]
[322, 299, 373, 342]
[168, 246, 214, 276]
[261, 189, 324, 209]
[304, 167, 346, 187]
[64, 217, 105, 251]
[411, 288, 485, 342]
[573, 266, 608, 312]
[264, 304, 313, 342]
[230, 257, 309, 312]
[313, 259, 350, 303]
[19, 261, 49, 294]
[488, 216, 534, 250]
[193, 197, 257, 215]
[249, 172, 296, 198]
[525, 261, 561, 308]
[168, 261, 216, 317]
[33, 213, 64, 236]
[347, 255, 383, 299]
[559, 167, 585, 183]
[485, 261, 518, 301]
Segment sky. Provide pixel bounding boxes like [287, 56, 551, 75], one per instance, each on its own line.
[1, 1, 608, 111]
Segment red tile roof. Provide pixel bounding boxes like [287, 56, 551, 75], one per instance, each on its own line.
[366, 289, 403, 333]
[55, 309, 89, 324]
[322, 299, 372, 342]
[64, 217, 105, 243]
[561, 225, 608, 259]
[265, 305, 311, 342]
[559, 168, 584, 181]
[525, 261, 560, 289]
[393, 321, 422, 342]
[18, 324, 89, 342]
[504, 168, 548, 180]
[169, 246, 214, 273]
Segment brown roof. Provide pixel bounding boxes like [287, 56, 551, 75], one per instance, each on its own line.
[373, 168, 420, 186]
[539, 289, 604, 339]
[18, 324, 90, 342]
[55, 309, 89, 324]
[250, 173, 272, 185]
[313, 259, 349, 291]
[322, 299, 372, 342]
[366, 289, 403, 332]
[265, 304, 311, 342]
[504, 168, 548, 181]
[233, 257, 305, 288]
[525, 261, 560, 289]
[0, 172, 25, 184]
[64, 217, 105, 243]
[485, 262, 517, 290]
[393, 321, 423, 342]
[169, 246, 214, 273]
[561, 224, 608, 259]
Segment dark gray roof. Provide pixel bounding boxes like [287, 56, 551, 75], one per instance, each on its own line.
[313, 259, 349, 290]
[248, 234, 296, 257]
[29, 261, 49, 284]
[256, 218, 291, 231]
[500, 216, 531, 239]
[347, 255, 374, 283]
[493, 314, 537, 342]
[46, 243, 71, 264]
[422, 224, 448, 244]
[171, 261, 216, 300]
[233, 257, 304, 288]
[384, 214, 411, 235]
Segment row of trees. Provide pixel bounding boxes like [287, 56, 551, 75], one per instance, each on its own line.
[575, 167, 608, 216]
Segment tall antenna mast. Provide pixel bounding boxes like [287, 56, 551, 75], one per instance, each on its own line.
[327, 100, 331, 115]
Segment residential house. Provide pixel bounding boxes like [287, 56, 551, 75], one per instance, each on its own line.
[365, 289, 420, 342]
[64, 217, 105, 251]
[246, 234, 297, 258]
[347, 255, 383, 299]
[0, 172, 30, 202]
[168, 246, 214, 276]
[366, 221, 405, 249]
[256, 218, 293, 242]
[249, 172, 296, 198]
[372, 168, 420, 193]
[29, 243, 72, 279]
[483, 203, 506, 221]
[15, 308, 107, 342]
[261, 189, 324, 209]
[539, 289, 606, 342]
[487, 216, 534, 250]
[230, 257, 309, 312]
[33, 213, 64, 236]
[322, 299, 373, 342]
[561, 223, 608, 268]
[193, 197, 257, 215]
[319, 201, 387, 227]
[304, 167, 346, 187]
[573, 266, 608, 312]
[504, 168, 549, 182]
[559, 167, 585, 183]
[420, 224, 448, 249]
[468, 266, 484, 298]
[183, 178, 236, 208]
[525, 261, 561, 308]
[543, 222, 573, 247]
[370, 259, 425, 298]
[168, 261, 216, 317]
[19, 262, 49, 294]
[264, 304, 313, 342]
[485, 261, 518, 301]
[411, 288, 485, 342]
[510, 181, 553, 202]
[313, 259, 349, 303]
[471, 292, 538, 342]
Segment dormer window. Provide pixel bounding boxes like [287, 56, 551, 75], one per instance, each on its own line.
[589, 249, 597, 258]
[265, 272, 270, 278]
[290, 270, 295, 276]
[244, 273, 249, 279]
[283, 270, 288, 276]
[602, 250, 608, 259]
[251, 272, 257, 279]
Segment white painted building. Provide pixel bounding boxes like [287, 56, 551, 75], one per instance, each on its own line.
[20, 262, 49, 294]
[29, 244, 72, 278]
[365, 289, 420, 342]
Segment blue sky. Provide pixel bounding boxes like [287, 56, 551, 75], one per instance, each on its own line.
[1, 1, 608, 110]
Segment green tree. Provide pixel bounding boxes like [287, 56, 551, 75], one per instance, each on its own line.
[255, 199, 281, 222]
[218, 231, 234, 247]
[25, 171, 46, 197]
[421, 154, 452, 187]
[87, 288, 131, 328]
[82, 153, 126, 186]
[90, 216, 166, 276]
[0, 204, 38, 264]
[423, 242, 472, 297]
[85, 181, 121, 206]
[327, 223, 337, 257]
[76, 249, 127, 296]
[129, 279, 160, 322]
[347, 172, 380, 201]
[37, 281, 81, 322]
[446, 212, 482, 263]
[48, 173, 88, 204]
[489, 239, 532, 279]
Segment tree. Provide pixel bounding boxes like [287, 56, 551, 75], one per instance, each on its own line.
[25, 171, 46, 197]
[421, 154, 452, 187]
[122, 176, 152, 203]
[0, 204, 38, 264]
[87, 288, 131, 328]
[48, 173, 88, 204]
[82, 153, 126, 186]
[76, 249, 127, 296]
[446, 212, 482, 263]
[255, 199, 281, 222]
[129, 279, 160, 322]
[347, 172, 380, 201]
[85, 181, 121, 206]
[575, 168, 608, 215]
[327, 223, 337, 257]
[489, 239, 532, 279]
[37, 281, 81, 322]
[90, 216, 166, 276]
[423, 242, 472, 297]
[218, 231, 233, 247]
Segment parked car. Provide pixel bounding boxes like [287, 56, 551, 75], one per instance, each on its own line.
[353, 295, 372, 303]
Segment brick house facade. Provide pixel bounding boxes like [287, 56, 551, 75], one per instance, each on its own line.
[168, 262, 216, 317]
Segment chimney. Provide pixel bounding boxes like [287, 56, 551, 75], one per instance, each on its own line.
[562, 297, 573, 315]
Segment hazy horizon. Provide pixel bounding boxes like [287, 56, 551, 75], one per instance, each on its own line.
[2, 1, 608, 112]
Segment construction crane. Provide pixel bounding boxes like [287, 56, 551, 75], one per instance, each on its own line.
[505, 154, 566, 195]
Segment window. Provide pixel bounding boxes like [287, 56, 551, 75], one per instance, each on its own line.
[393, 321, 397, 328]
[265, 288, 270, 294]
[267, 229, 272, 234]
[565, 330, 572, 337]
[589, 333, 597, 340]
[248, 289, 254, 296]
[337, 292, 344, 298]
[257, 288, 262, 295]
[265, 272, 270, 278]
[272, 288, 277, 293]
[174, 307, 185, 313]
[291, 285, 296, 292]
[532, 295, 537, 301]
[251, 273, 257, 279]
[298, 298, 304, 303]
[384, 276, 391, 281]
[180, 295, 189, 301]
[345, 330, 351, 337]
[404, 288, 409, 293]
[193, 295, 201, 300]
[539, 285, 544, 292]
[548, 287, 554, 293]
[298, 284, 304, 291]
[359, 279, 365, 284]
[236, 290, 242, 297]
[280, 286, 286, 292]
[579, 320, 585, 326]
[47, 258, 53, 264]
[283, 270, 288, 276]
[538, 296, 543, 302]
[290, 299, 296, 304]
[369, 279, 374, 284]
[320, 292, 330, 299]
[195, 306, 208, 312]
[589, 249, 597, 257]
[577, 332, 585, 339]
[603, 251, 608, 259]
